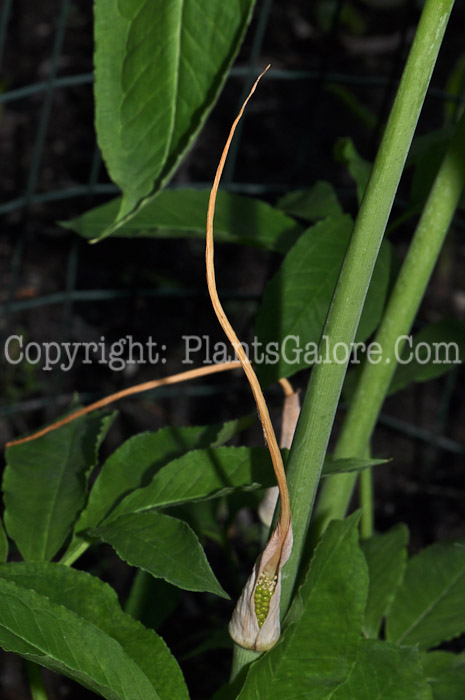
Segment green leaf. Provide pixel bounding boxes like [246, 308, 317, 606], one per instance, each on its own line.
[94, 0, 255, 233]
[322, 455, 389, 477]
[332, 639, 433, 700]
[361, 524, 409, 638]
[0, 517, 8, 562]
[210, 414, 255, 447]
[255, 216, 391, 385]
[0, 576, 160, 699]
[104, 446, 275, 520]
[389, 320, 465, 395]
[74, 424, 236, 538]
[0, 562, 188, 700]
[334, 137, 372, 204]
[276, 181, 343, 223]
[3, 411, 109, 561]
[386, 541, 465, 649]
[423, 651, 465, 700]
[62, 189, 303, 253]
[92, 510, 228, 598]
[237, 513, 368, 699]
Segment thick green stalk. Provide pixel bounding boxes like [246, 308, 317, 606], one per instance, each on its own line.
[279, 0, 454, 615]
[313, 105, 465, 535]
[231, 646, 261, 682]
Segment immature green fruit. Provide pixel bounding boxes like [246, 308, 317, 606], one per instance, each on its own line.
[254, 572, 277, 627]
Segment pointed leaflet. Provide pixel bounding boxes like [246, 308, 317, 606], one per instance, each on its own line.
[277, 181, 343, 223]
[386, 541, 465, 649]
[361, 524, 409, 638]
[323, 456, 389, 477]
[0, 562, 188, 700]
[92, 510, 228, 598]
[100, 447, 387, 526]
[334, 137, 372, 204]
[104, 446, 277, 521]
[3, 411, 110, 561]
[94, 0, 255, 233]
[0, 577, 160, 700]
[331, 640, 432, 700]
[62, 189, 303, 253]
[74, 423, 241, 537]
[237, 513, 368, 700]
[255, 215, 391, 385]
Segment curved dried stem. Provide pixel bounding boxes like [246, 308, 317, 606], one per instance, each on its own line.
[205, 64, 290, 535]
[278, 377, 294, 397]
[5, 361, 241, 448]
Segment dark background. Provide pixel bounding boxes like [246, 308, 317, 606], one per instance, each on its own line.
[1, 0, 465, 697]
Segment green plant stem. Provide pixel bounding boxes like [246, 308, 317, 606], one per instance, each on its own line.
[231, 645, 261, 682]
[59, 539, 89, 566]
[279, 0, 454, 617]
[314, 99, 465, 538]
[359, 468, 374, 540]
[26, 661, 48, 700]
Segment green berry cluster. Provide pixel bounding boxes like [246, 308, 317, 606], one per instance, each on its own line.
[254, 572, 277, 627]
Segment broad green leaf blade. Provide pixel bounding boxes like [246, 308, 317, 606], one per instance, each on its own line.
[389, 320, 465, 395]
[92, 511, 228, 598]
[74, 424, 237, 537]
[0, 562, 188, 700]
[334, 137, 372, 204]
[3, 411, 108, 561]
[423, 651, 465, 700]
[0, 576, 160, 700]
[386, 541, 465, 649]
[94, 0, 255, 233]
[62, 190, 303, 253]
[237, 513, 368, 700]
[105, 446, 275, 520]
[322, 456, 389, 477]
[332, 640, 432, 700]
[361, 524, 409, 638]
[255, 215, 391, 385]
[0, 517, 8, 562]
[276, 181, 343, 223]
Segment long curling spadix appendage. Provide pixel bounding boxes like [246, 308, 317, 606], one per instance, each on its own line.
[206, 66, 293, 652]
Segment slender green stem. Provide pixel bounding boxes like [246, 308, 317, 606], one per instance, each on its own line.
[314, 97, 465, 538]
[59, 538, 90, 566]
[359, 468, 374, 540]
[280, 0, 454, 616]
[26, 661, 48, 700]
